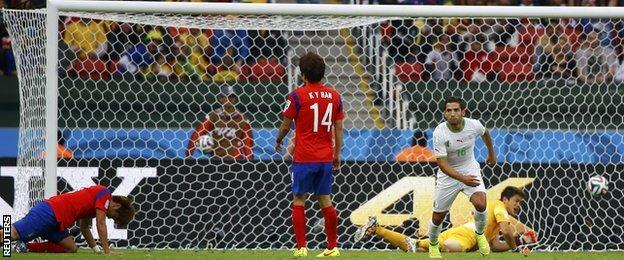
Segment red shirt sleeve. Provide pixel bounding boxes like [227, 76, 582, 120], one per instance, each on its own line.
[186, 116, 213, 156]
[94, 188, 112, 212]
[282, 92, 298, 119]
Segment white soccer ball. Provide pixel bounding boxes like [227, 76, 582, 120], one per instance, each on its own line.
[196, 134, 214, 153]
[587, 175, 608, 196]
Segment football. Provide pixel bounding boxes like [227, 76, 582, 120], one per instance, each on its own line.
[587, 175, 608, 196]
[196, 134, 214, 153]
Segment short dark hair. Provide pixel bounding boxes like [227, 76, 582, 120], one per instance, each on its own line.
[441, 96, 465, 111]
[500, 186, 526, 200]
[112, 195, 136, 227]
[299, 52, 325, 83]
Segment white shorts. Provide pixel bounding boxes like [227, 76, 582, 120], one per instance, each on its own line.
[432, 173, 486, 213]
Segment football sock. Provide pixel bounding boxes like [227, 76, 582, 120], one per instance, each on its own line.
[321, 205, 338, 250]
[474, 209, 487, 235]
[292, 205, 307, 248]
[428, 220, 441, 245]
[376, 226, 409, 252]
[26, 242, 67, 253]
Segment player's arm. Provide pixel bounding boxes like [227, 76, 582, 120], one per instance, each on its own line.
[509, 216, 534, 234]
[499, 221, 517, 250]
[437, 157, 480, 187]
[481, 128, 496, 166]
[276, 93, 297, 153]
[275, 116, 293, 153]
[79, 218, 102, 253]
[95, 209, 111, 254]
[186, 118, 212, 157]
[333, 119, 343, 171]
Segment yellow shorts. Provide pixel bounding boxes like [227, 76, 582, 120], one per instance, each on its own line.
[419, 226, 477, 252]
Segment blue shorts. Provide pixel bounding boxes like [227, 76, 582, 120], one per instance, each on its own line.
[13, 201, 69, 243]
[291, 162, 333, 195]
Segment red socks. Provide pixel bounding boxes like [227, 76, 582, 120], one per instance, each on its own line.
[26, 242, 67, 253]
[322, 206, 338, 250]
[292, 205, 307, 248]
[292, 204, 339, 250]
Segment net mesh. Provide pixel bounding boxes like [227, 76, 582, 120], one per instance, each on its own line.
[3, 8, 624, 251]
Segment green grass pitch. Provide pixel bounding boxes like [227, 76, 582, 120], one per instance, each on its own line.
[7, 249, 624, 259]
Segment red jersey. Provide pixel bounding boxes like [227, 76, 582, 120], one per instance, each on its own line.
[47, 185, 112, 230]
[283, 82, 344, 163]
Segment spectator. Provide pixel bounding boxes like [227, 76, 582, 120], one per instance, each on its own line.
[178, 28, 212, 80]
[535, 22, 558, 79]
[461, 33, 491, 82]
[212, 54, 240, 83]
[424, 34, 460, 81]
[211, 29, 250, 68]
[395, 130, 436, 163]
[116, 31, 160, 76]
[106, 23, 143, 61]
[574, 31, 618, 84]
[248, 30, 287, 63]
[613, 45, 624, 83]
[549, 35, 577, 81]
[147, 53, 174, 81]
[186, 86, 254, 160]
[1, 35, 16, 76]
[63, 18, 108, 60]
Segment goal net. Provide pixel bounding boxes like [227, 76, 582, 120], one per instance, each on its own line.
[3, 4, 623, 251]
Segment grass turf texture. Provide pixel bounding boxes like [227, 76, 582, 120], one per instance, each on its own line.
[7, 249, 624, 259]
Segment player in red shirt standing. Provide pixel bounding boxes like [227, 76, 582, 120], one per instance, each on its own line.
[275, 52, 344, 257]
[10, 185, 135, 254]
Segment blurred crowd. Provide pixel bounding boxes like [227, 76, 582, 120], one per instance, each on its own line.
[387, 0, 624, 84]
[58, 18, 288, 83]
[2, 0, 624, 85]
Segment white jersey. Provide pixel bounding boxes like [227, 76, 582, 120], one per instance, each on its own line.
[432, 117, 485, 177]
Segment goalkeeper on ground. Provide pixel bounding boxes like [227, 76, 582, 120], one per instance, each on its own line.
[353, 186, 537, 253]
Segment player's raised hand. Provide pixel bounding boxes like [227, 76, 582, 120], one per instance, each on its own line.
[486, 153, 497, 167]
[461, 175, 480, 187]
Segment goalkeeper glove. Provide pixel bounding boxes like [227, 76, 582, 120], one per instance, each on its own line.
[515, 230, 538, 245]
[92, 244, 103, 253]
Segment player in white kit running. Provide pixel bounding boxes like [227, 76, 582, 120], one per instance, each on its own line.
[427, 97, 497, 259]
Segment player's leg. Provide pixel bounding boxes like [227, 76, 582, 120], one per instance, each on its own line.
[25, 229, 76, 253]
[429, 180, 462, 258]
[374, 226, 412, 252]
[291, 163, 313, 256]
[315, 163, 339, 257]
[11, 201, 60, 252]
[465, 180, 489, 255]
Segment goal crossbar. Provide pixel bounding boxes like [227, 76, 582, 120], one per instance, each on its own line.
[49, 1, 624, 18]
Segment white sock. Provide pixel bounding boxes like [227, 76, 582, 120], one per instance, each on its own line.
[428, 220, 441, 245]
[474, 209, 487, 235]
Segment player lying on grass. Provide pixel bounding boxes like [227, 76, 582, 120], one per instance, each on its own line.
[10, 185, 136, 254]
[353, 186, 537, 253]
